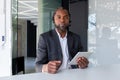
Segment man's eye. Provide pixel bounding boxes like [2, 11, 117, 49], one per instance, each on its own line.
[64, 16, 69, 19]
[57, 16, 61, 19]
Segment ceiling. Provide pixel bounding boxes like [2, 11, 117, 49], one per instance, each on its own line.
[12, 0, 77, 26]
[12, 0, 38, 25]
[18, 0, 38, 25]
[13, 0, 61, 26]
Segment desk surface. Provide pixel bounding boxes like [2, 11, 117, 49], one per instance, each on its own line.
[1, 64, 120, 80]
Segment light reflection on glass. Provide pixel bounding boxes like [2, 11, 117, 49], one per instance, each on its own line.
[88, 0, 120, 67]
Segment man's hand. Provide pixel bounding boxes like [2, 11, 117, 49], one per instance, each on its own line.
[42, 61, 61, 74]
[76, 57, 89, 69]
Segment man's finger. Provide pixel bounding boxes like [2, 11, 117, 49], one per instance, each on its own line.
[52, 61, 61, 66]
[48, 64, 58, 70]
[53, 61, 61, 64]
[48, 68, 57, 74]
[77, 57, 89, 68]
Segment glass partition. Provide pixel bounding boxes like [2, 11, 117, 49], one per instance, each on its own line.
[88, 0, 120, 66]
[38, 0, 62, 35]
[12, 0, 18, 59]
[12, 0, 18, 75]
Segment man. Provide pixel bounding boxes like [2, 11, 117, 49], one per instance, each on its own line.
[35, 7, 89, 74]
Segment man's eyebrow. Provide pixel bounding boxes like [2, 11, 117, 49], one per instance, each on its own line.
[56, 14, 68, 16]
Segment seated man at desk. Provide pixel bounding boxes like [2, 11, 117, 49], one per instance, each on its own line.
[35, 7, 89, 74]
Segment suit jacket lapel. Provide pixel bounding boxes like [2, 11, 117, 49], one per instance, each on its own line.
[67, 31, 73, 60]
[52, 29, 63, 61]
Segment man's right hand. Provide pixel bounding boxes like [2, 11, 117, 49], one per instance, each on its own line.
[42, 61, 61, 74]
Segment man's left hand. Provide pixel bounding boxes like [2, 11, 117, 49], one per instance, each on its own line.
[76, 57, 89, 69]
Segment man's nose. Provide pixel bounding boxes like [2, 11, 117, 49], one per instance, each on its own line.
[60, 18, 65, 22]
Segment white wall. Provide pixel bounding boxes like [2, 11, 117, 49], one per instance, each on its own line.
[0, 0, 12, 77]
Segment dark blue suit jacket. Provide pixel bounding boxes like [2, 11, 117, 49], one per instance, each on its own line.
[35, 29, 83, 72]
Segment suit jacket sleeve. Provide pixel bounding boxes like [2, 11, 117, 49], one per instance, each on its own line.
[35, 35, 48, 72]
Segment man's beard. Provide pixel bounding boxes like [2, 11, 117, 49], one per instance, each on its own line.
[55, 24, 69, 32]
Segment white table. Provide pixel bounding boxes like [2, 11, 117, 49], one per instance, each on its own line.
[1, 64, 120, 80]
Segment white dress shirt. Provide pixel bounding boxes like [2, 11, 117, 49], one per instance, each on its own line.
[55, 29, 70, 70]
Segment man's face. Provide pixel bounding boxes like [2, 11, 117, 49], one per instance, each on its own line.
[54, 9, 70, 31]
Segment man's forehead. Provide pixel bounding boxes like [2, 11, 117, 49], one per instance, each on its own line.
[55, 9, 69, 16]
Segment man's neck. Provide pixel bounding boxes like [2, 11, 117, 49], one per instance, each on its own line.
[56, 29, 67, 38]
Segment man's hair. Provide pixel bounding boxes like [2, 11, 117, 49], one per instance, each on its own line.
[52, 7, 70, 23]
